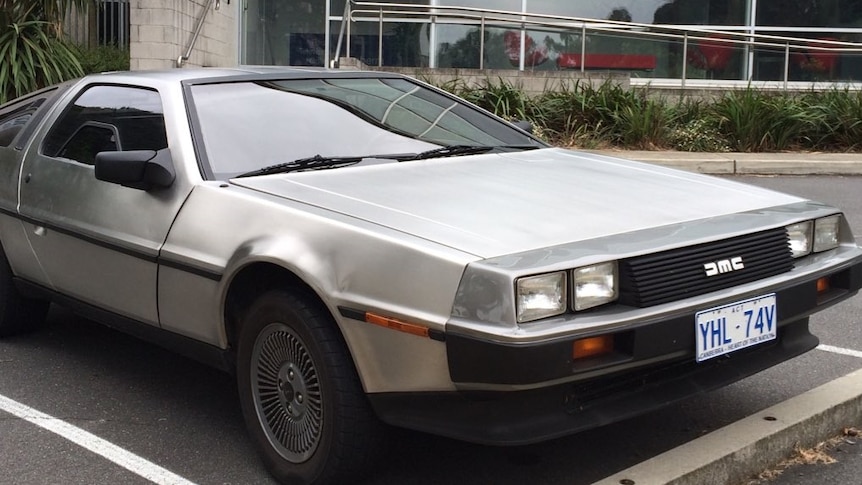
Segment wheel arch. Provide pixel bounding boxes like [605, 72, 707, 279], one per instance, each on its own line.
[223, 261, 332, 355]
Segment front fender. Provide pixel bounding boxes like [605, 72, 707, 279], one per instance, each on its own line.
[159, 183, 476, 392]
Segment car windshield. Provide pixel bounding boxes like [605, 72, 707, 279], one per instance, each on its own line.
[189, 77, 545, 179]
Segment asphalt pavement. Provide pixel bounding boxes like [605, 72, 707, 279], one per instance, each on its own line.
[592, 149, 862, 485]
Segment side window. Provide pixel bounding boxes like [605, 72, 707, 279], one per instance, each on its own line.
[57, 122, 120, 165]
[42, 85, 167, 165]
[0, 89, 55, 148]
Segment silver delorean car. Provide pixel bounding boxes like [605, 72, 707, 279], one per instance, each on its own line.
[0, 68, 860, 484]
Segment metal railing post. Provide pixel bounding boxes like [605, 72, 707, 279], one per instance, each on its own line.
[682, 31, 688, 89]
[378, 6, 384, 67]
[580, 23, 586, 73]
[429, 12, 437, 68]
[333, 0, 352, 67]
[479, 14, 485, 70]
[784, 42, 790, 90]
[519, 24, 526, 71]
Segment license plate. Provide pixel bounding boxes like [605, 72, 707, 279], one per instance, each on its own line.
[695, 294, 777, 362]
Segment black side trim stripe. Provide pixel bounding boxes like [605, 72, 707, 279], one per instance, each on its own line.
[339, 307, 366, 321]
[14, 277, 233, 372]
[11, 210, 159, 263]
[158, 257, 223, 281]
[0, 208, 222, 281]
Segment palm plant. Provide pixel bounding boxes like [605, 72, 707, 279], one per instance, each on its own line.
[0, 0, 90, 103]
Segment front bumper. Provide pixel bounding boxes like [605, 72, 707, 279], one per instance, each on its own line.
[369, 256, 862, 445]
[369, 320, 815, 445]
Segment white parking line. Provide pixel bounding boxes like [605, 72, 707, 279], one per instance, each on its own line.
[0, 394, 196, 485]
[817, 344, 862, 359]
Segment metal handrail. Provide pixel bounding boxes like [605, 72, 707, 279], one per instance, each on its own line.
[333, 0, 862, 87]
[177, 0, 216, 68]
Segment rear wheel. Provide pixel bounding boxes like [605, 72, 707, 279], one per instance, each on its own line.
[236, 290, 384, 484]
[0, 247, 48, 338]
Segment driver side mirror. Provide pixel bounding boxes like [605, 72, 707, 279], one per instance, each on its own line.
[95, 148, 175, 191]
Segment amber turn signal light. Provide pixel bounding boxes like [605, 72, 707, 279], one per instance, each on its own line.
[573, 335, 614, 359]
[365, 312, 430, 338]
[816, 277, 831, 294]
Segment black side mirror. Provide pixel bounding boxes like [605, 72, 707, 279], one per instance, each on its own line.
[512, 120, 534, 134]
[94, 148, 175, 190]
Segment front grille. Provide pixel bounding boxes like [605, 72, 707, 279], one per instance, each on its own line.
[619, 227, 793, 307]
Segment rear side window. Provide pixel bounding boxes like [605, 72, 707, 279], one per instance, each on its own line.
[42, 85, 167, 165]
[0, 88, 57, 148]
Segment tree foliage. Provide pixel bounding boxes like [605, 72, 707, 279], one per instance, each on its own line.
[0, 0, 91, 103]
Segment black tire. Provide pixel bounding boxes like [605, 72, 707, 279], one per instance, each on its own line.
[236, 289, 384, 485]
[0, 247, 49, 338]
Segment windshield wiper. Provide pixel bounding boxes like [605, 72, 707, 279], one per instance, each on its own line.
[396, 145, 494, 161]
[235, 144, 535, 178]
[236, 154, 363, 178]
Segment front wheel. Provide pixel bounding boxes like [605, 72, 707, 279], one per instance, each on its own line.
[236, 290, 384, 485]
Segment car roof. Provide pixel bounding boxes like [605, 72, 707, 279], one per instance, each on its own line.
[84, 66, 407, 85]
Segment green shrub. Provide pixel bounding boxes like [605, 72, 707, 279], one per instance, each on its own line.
[0, 9, 82, 103]
[463, 78, 533, 122]
[74, 44, 130, 74]
[438, 77, 862, 152]
[668, 118, 731, 152]
[709, 88, 821, 151]
[803, 89, 862, 151]
[0, 1, 90, 103]
[610, 95, 674, 149]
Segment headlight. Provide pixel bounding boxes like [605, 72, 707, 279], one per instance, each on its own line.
[786, 221, 813, 258]
[813, 215, 841, 253]
[572, 262, 618, 311]
[516, 272, 567, 323]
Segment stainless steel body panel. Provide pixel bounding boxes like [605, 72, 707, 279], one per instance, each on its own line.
[158, 183, 473, 391]
[16, 77, 195, 324]
[232, 148, 803, 258]
[450, 200, 855, 337]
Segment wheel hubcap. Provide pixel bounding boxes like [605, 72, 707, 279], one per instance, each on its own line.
[251, 323, 322, 463]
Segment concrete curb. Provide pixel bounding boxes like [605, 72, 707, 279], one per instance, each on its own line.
[585, 150, 862, 175]
[593, 368, 862, 485]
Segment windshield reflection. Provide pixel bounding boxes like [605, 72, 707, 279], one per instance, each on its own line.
[190, 77, 542, 179]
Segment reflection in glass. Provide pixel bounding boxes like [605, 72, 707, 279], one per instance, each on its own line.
[436, 25, 514, 69]
[239, 0, 862, 82]
[336, 19, 429, 67]
[752, 35, 857, 82]
[191, 78, 540, 178]
[242, 0, 326, 66]
[685, 35, 745, 80]
[756, 0, 862, 28]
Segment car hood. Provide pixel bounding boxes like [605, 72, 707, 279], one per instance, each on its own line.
[230, 148, 803, 258]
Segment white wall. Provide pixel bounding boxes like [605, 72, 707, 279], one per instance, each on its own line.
[129, 0, 237, 70]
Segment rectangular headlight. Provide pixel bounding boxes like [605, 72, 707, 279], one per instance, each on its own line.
[572, 262, 618, 311]
[516, 272, 567, 323]
[786, 221, 813, 258]
[813, 215, 841, 253]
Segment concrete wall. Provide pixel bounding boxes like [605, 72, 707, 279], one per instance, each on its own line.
[338, 58, 629, 95]
[129, 0, 237, 70]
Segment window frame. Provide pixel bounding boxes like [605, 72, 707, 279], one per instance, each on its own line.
[40, 83, 167, 165]
[0, 85, 65, 149]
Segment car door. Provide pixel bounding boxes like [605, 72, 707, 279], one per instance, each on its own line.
[18, 83, 188, 326]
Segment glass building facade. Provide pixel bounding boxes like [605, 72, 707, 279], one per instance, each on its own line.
[239, 0, 862, 82]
